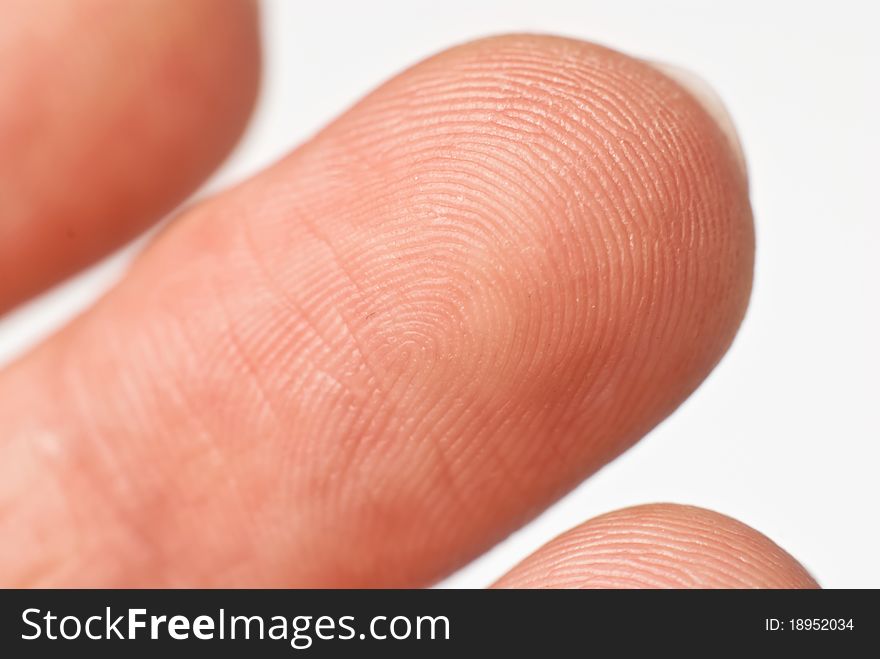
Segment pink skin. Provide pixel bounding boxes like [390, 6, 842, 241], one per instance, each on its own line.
[495, 505, 817, 588]
[0, 18, 810, 588]
[0, 0, 259, 311]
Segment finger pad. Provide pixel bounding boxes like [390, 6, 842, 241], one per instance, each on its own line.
[4, 35, 754, 587]
[495, 504, 817, 588]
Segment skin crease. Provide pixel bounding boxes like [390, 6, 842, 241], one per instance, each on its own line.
[494, 504, 818, 588]
[0, 0, 260, 312]
[0, 34, 764, 588]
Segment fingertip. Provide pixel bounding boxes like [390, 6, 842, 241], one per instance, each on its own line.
[0, 33, 760, 587]
[647, 61, 748, 181]
[495, 504, 818, 589]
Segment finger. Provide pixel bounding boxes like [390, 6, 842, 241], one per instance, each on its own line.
[494, 504, 818, 588]
[0, 35, 752, 587]
[0, 0, 259, 312]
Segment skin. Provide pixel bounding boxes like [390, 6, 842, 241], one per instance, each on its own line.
[0, 1, 814, 588]
[0, 0, 260, 310]
[495, 505, 817, 588]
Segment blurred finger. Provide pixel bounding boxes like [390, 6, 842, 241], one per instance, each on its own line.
[0, 0, 259, 312]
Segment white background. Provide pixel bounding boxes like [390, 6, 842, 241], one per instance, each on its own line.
[1, 0, 877, 587]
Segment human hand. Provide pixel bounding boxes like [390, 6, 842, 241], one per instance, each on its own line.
[0, 0, 816, 588]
